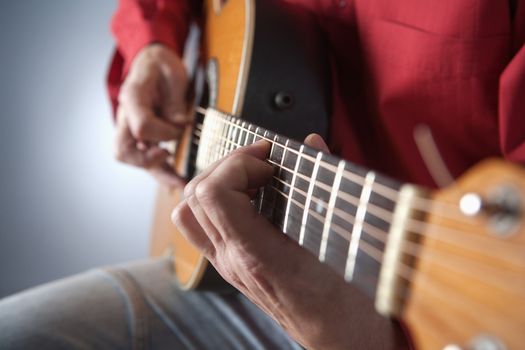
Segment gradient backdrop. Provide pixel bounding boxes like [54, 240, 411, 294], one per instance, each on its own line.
[0, 1, 158, 298]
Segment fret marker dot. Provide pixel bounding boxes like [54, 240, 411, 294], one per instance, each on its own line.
[315, 201, 323, 214]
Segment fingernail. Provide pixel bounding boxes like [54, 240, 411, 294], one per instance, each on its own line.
[171, 204, 183, 224]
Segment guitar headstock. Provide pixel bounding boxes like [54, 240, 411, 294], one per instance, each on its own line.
[438, 159, 524, 239]
[402, 159, 525, 349]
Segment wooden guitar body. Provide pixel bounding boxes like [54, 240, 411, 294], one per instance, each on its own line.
[150, 0, 330, 290]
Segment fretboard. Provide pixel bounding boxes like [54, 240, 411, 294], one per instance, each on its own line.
[192, 108, 406, 300]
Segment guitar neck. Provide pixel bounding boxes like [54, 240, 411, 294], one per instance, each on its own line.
[191, 107, 428, 317]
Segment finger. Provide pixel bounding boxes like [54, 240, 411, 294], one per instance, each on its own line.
[115, 116, 171, 168]
[205, 152, 275, 193]
[176, 141, 272, 253]
[115, 108, 164, 166]
[184, 140, 272, 198]
[122, 87, 182, 142]
[171, 199, 216, 258]
[304, 133, 330, 153]
[192, 151, 275, 242]
[149, 162, 187, 188]
[184, 193, 225, 250]
[158, 51, 188, 123]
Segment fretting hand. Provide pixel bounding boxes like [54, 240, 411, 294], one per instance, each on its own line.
[115, 44, 188, 187]
[171, 134, 408, 349]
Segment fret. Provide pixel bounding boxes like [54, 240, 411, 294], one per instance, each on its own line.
[260, 134, 282, 220]
[286, 144, 320, 251]
[269, 138, 290, 230]
[345, 171, 376, 282]
[213, 113, 222, 162]
[228, 119, 233, 154]
[254, 126, 267, 144]
[196, 111, 212, 171]
[205, 110, 213, 165]
[205, 112, 216, 167]
[353, 174, 400, 297]
[243, 122, 250, 146]
[211, 113, 218, 162]
[223, 118, 232, 157]
[247, 124, 256, 145]
[263, 129, 276, 145]
[322, 162, 365, 278]
[299, 151, 323, 246]
[225, 116, 234, 155]
[226, 118, 234, 152]
[237, 121, 244, 147]
[220, 117, 228, 158]
[234, 119, 242, 150]
[283, 144, 304, 239]
[320, 160, 345, 262]
[256, 130, 271, 214]
[240, 121, 248, 146]
[230, 116, 238, 152]
[226, 118, 232, 153]
[254, 127, 260, 144]
[375, 184, 418, 316]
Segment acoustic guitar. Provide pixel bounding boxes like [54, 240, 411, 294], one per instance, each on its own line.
[149, 0, 525, 349]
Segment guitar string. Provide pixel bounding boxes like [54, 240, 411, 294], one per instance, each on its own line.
[193, 109, 469, 216]
[268, 174, 524, 268]
[263, 188, 524, 297]
[193, 119, 481, 227]
[188, 135, 524, 294]
[260, 197, 525, 313]
[193, 119, 492, 239]
[212, 115, 477, 218]
[191, 130, 524, 268]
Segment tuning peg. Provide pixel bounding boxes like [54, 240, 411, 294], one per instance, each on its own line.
[459, 186, 522, 237]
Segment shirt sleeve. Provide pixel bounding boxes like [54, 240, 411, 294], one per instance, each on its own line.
[498, 1, 525, 163]
[107, 0, 202, 114]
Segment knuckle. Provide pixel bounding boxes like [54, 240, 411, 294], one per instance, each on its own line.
[183, 181, 196, 199]
[171, 203, 189, 227]
[227, 153, 248, 169]
[195, 180, 219, 203]
[131, 120, 149, 140]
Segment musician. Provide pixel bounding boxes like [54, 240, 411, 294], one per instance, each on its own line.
[1, 1, 523, 349]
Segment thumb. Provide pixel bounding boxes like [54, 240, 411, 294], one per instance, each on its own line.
[304, 133, 330, 153]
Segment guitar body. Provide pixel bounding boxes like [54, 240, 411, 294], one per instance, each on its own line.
[150, 0, 330, 290]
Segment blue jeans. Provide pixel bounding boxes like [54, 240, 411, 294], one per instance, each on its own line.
[0, 258, 301, 349]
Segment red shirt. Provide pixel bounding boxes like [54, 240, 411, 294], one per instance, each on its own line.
[108, 0, 525, 188]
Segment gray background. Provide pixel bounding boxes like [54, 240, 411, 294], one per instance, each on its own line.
[0, 1, 158, 298]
